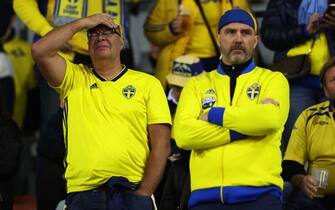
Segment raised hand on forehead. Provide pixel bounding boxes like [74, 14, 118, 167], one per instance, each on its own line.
[83, 13, 119, 31]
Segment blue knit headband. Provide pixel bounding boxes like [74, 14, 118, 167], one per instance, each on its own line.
[218, 8, 256, 32]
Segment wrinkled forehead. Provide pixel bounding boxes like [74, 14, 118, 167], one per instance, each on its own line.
[221, 22, 255, 32]
[88, 24, 120, 34]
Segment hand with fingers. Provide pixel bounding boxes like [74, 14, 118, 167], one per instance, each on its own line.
[321, 9, 335, 29]
[306, 13, 322, 34]
[198, 112, 208, 122]
[300, 175, 318, 199]
[260, 98, 280, 106]
[170, 14, 190, 35]
[82, 13, 119, 31]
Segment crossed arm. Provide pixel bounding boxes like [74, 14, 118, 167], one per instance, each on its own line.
[174, 74, 289, 150]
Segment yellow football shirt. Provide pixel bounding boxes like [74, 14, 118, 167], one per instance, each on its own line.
[53, 59, 171, 193]
[284, 101, 335, 194]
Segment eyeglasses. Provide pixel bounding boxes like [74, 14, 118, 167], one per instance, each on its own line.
[87, 26, 121, 38]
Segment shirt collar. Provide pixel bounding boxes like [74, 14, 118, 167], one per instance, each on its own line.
[93, 65, 128, 82]
[217, 59, 256, 76]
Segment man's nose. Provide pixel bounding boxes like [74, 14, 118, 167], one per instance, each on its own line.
[235, 32, 243, 42]
[233, 32, 243, 42]
[96, 34, 106, 41]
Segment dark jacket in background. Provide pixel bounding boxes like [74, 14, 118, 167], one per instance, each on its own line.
[260, 0, 335, 62]
[159, 99, 190, 210]
[0, 115, 22, 210]
[0, 0, 13, 37]
[0, 0, 14, 52]
[36, 108, 66, 210]
[37, 108, 64, 162]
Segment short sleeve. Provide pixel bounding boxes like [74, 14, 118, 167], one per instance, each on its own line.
[51, 58, 80, 99]
[284, 111, 308, 165]
[146, 78, 171, 125]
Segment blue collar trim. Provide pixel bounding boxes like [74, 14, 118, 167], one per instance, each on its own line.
[112, 66, 128, 82]
[93, 66, 128, 82]
[217, 60, 256, 76]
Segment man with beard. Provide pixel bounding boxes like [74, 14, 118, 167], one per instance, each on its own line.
[282, 57, 335, 210]
[173, 8, 289, 210]
[31, 13, 171, 210]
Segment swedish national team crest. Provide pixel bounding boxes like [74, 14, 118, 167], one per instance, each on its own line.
[122, 85, 136, 99]
[246, 83, 261, 100]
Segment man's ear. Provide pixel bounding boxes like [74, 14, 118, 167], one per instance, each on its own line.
[87, 38, 91, 50]
[253, 34, 259, 49]
[120, 37, 125, 49]
[323, 86, 330, 98]
[216, 34, 221, 48]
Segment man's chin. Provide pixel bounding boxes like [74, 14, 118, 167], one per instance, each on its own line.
[230, 57, 247, 65]
[93, 52, 111, 60]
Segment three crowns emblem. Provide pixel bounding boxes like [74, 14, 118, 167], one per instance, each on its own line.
[122, 85, 136, 99]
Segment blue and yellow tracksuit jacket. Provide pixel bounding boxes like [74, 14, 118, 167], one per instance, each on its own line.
[173, 61, 290, 207]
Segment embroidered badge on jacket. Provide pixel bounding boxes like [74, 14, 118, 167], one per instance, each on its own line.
[202, 89, 216, 109]
[246, 83, 261, 100]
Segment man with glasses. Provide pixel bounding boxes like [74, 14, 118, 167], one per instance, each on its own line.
[31, 13, 172, 210]
[14, 2, 135, 208]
